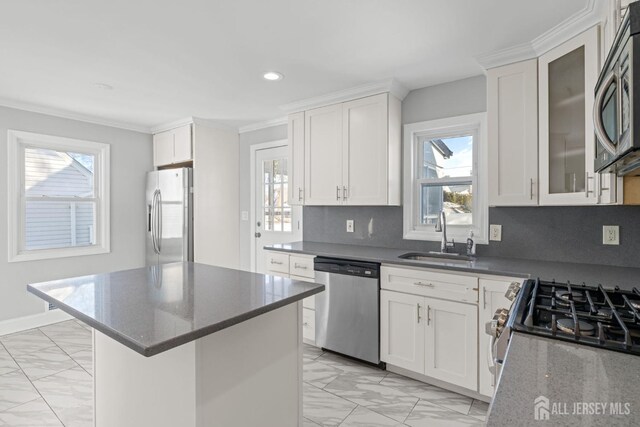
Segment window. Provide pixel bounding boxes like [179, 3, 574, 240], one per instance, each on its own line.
[262, 158, 291, 232]
[403, 113, 487, 244]
[8, 130, 110, 262]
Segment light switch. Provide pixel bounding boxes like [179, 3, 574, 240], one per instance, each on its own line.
[241, 211, 249, 221]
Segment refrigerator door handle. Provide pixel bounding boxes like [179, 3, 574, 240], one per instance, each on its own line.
[156, 189, 162, 253]
[151, 190, 159, 254]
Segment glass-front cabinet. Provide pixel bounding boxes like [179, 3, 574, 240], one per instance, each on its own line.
[539, 25, 617, 205]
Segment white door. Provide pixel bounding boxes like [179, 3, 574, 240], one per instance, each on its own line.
[487, 59, 539, 206]
[304, 104, 343, 205]
[254, 145, 302, 274]
[478, 278, 519, 397]
[380, 290, 425, 374]
[342, 93, 389, 205]
[425, 298, 478, 390]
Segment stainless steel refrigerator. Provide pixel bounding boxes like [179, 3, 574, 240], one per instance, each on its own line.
[146, 168, 193, 266]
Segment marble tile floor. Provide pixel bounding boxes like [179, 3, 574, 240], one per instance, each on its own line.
[0, 320, 488, 426]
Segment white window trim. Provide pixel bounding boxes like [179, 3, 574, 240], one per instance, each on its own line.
[7, 130, 111, 262]
[403, 113, 488, 245]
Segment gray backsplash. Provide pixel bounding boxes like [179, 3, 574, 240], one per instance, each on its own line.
[303, 206, 640, 268]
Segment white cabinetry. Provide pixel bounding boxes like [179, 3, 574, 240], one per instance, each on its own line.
[303, 93, 401, 206]
[288, 112, 305, 206]
[539, 26, 616, 205]
[380, 290, 425, 373]
[488, 59, 539, 206]
[424, 298, 477, 390]
[380, 266, 478, 391]
[264, 251, 317, 344]
[478, 278, 520, 396]
[153, 124, 193, 167]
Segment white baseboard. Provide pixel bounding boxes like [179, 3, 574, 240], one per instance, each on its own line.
[0, 310, 73, 336]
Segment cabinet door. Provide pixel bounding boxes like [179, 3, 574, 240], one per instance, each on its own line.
[172, 124, 192, 163]
[425, 298, 477, 390]
[539, 26, 600, 205]
[153, 130, 174, 167]
[304, 104, 343, 205]
[478, 278, 520, 397]
[342, 93, 389, 205]
[380, 290, 425, 374]
[488, 59, 539, 206]
[288, 112, 305, 206]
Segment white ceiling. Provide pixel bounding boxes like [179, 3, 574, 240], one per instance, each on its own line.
[0, 0, 589, 131]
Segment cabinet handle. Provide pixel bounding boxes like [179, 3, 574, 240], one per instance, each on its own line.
[294, 263, 308, 270]
[530, 178, 534, 200]
[598, 175, 611, 205]
[336, 186, 341, 201]
[343, 186, 348, 200]
[427, 305, 431, 325]
[298, 187, 303, 202]
[585, 172, 594, 197]
[417, 303, 421, 323]
[270, 260, 283, 265]
[414, 281, 434, 288]
[483, 287, 487, 309]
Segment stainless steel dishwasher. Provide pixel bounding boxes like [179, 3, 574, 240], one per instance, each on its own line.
[314, 257, 381, 365]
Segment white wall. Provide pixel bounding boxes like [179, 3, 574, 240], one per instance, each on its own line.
[0, 106, 152, 322]
[402, 75, 487, 124]
[238, 125, 288, 271]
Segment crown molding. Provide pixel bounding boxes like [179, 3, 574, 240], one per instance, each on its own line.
[531, 0, 600, 55]
[0, 97, 150, 133]
[280, 78, 409, 114]
[475, 0, 602, 69]
[238, 116, 288, 134]
[150, 117, 238, 134]
[475, 42, 537, 70]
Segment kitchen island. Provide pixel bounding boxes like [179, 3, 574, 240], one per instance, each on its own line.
[27, 262, 324, 427]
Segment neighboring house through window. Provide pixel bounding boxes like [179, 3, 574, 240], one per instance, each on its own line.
[403, 113, 488, 244]
[8, 130, 110, 262]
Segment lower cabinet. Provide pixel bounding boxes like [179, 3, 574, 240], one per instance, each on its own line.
[380, 290, 425, 373]
[424, 297, 477, 391]
[381, 290, 478, 391]
[264, 251, 317, 345]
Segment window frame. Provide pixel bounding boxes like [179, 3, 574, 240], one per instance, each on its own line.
[403, 113, 488, 244]
[7, 130, 111, 262]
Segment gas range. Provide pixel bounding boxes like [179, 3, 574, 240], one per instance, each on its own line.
[509, 279, 640, 355]
[484, 279, 640, 386]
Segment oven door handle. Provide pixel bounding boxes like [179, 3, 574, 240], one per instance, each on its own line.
[594, 70, 619, 156]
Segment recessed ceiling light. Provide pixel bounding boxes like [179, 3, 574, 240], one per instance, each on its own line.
[94, 83, 114, 90]
[263, 72, 284, 81]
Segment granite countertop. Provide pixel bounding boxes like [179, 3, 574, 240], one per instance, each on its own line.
[487, 332, 639, 426]
[267, 241, 640, 289]
[27, 262, 324, 357]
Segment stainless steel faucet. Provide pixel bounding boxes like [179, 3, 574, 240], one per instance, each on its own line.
[435, 210, 455, 253]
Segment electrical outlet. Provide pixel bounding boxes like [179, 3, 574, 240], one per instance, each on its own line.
[346, 220, 354, 233]
[603, 225, 620, 245]
[489, 224, 502, 241]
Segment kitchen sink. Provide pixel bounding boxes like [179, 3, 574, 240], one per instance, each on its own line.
[398, 252, 475, 263]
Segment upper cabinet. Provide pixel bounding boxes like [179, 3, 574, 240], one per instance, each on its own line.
[153, 124, 193, 167]
[538, 26, 612, 205]
[488, 59, 539, 206]
[302, 93, 401, 206]
[288, 112, 305, 206]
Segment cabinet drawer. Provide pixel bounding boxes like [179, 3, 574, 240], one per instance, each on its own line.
[290, 255, 315, 278]
[303, 308, 315, 342]
[381, 266, 478, 303]
[265, 252, 289, 274]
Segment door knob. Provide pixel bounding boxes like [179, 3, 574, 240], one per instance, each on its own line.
[255, 232, 261, 238]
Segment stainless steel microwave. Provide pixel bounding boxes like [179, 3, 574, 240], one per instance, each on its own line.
[594, 1, 640, 175]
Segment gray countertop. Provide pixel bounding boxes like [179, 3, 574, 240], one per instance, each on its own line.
[267, 241, 640, 289]
[27, 262, 324, 357]
[487, 332, 640, 426]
